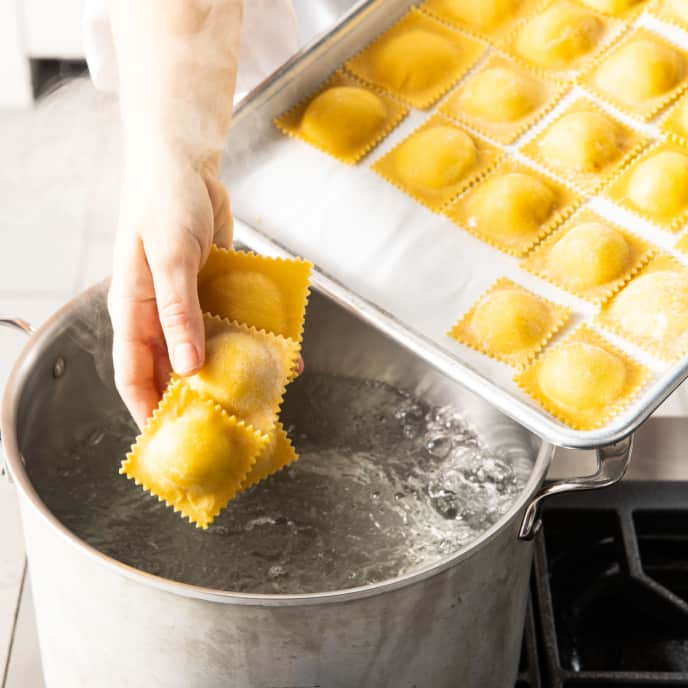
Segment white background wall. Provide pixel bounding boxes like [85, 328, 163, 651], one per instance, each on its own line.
[0, 0, 85, 108]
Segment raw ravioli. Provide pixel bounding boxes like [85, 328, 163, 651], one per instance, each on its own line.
[198, 247, 311, 342]
[345, 8, 484, 108]
[439, 54, 565, 144]
[605, 140, 688, 231]
[596, 255, 688, 361]
[581, 28, 688, 120]
[515, 326, 649, 430]
[371, 114, 502, 210]
[121, 382, 267, 529]
[182, 315, 300, 434]
[520, 209, 654, 302]
[506, 0, 614, 75]
[448, 278, 570, 368]
[274, 70, 408, 164]
[446, 160, 581, 256]
[520, 99, 647, 193]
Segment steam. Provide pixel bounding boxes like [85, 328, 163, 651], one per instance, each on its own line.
[21, 76, 122, 388]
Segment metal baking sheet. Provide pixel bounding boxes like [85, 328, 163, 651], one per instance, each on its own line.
[222, 0, 688, 449]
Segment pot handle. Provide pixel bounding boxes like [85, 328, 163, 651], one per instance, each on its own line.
[0, 318, 34, 336]
[0, 317, 35, 482]
[518, 433, 633, 540]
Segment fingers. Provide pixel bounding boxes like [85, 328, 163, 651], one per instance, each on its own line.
[206, 176, 233, 249]
[145, 231, 206, 376]
[108, 236, 166, 429]
[111, 328, 162, 430]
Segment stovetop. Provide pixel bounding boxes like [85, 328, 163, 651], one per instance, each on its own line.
[517, 480, 688, 687]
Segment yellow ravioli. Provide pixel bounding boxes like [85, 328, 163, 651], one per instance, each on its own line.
[448, 278, 570, 368]
[661, 92, 688, 145]
[515, 325, 649, 430]
[505, 0, 615, 76]
[371, 114, 502, 211]
[439, 54, 566, 144]
[676, 232, 688, 255]
[181, 315, 300, 435]
[120, 382, 267, 529]
[420, 0, 540, 40]
[650, 0, 688, 32]
[605, 140, 688, 232]
[596, 255, 688, 361]
[520, 99, 648, 193]
[580, 0, 648, 17]
[240, 424, 298, 491]
[344, 8, 485, 108]
[274, 71, 408, 164]
[520, 208, 655, 302]
[198, 247, 312, 342]
[581, 28, 688, 121]
[445, 160, 581, 256]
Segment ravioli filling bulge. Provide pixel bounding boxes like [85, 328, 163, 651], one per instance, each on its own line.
[516, 3, 604, 68]
[184, 328, 287, 431]
[395, 125, 478, 190]
[607, 270, 688, 341]
[547, 223, 630, 288]
[301, 86, 388, 154]
[430, 0, 521, 30]
[539, 110, 621, 172]
[538, 342, 627, 412]
[374, 30, 459, 92]
[595, 39, 684, 104]
[626, 150, 688, 217]
[467, 172, 557, 238]
[470, 289, 552, 353]
[460, 66, 540, 122]
[200, 271, 287, 336]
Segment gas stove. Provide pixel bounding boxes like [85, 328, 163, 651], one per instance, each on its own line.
[517, 418, 688, 687]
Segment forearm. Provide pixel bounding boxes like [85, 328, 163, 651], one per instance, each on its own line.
[110, 0, 243, 175]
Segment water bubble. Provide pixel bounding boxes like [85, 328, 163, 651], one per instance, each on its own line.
[402, 423, 420, 439]
[88, 430, 105, 447]
[395, 402, 424, 424]
[424, 434, 452, 459]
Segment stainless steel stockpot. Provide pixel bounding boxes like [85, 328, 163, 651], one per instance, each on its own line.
[1, 281, 631, 688]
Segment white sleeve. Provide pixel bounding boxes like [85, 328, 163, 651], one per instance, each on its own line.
[82, 0, 119, 93]
[82, 0, 300, 100]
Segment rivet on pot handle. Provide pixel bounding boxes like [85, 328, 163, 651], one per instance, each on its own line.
[518, 434, 633, 540]
[1, 317, 35, 482]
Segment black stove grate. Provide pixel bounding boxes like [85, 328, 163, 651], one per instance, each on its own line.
[516, 481, 688, 688]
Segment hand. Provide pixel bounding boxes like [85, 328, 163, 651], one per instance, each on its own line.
[109, 151, 232, 429]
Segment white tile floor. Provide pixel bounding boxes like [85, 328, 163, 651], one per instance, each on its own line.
[2, 76, 688, 687]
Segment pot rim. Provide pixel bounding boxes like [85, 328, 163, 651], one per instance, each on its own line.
[2, 282, 554, 607]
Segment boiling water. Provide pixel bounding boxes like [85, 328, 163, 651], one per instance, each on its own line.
[28, 373, 530, 594]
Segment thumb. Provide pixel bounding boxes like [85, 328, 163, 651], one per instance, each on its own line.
[146, 237, 205, 376]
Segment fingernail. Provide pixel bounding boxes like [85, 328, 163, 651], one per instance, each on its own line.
[173, 342, 199, 375]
